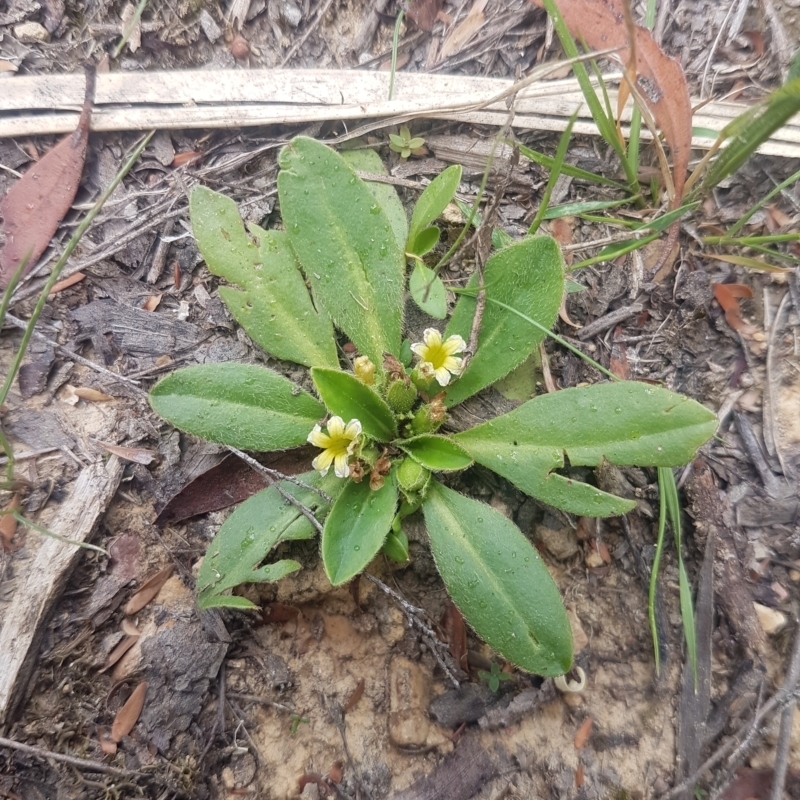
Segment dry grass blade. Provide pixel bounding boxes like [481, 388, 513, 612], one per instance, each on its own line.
[124, 565, 173, 615]
[110, 682, 148, 742]
[0, 65, 96, 288]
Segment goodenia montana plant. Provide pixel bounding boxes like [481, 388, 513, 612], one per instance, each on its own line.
[149, 136, 717, 677]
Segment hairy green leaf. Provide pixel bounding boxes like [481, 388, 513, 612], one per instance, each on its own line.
[409, 262, 447, 319]
[311, 367, 398, 441]
[150, 363, 324, 451]
[197, 471, 342, 608]
[398, 435, 473, 471]
[189, 186, 338, 369]
[322, 473, 398, 585]
[407, 165, 462, 253]
[279, 136, 405, 365]
[445, 235, 564, 406]
[455, 381, 717, 516]
[340, 148, 408, 251]
[423, 481, 572, 676]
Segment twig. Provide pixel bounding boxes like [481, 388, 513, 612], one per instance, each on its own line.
[324, 696, 372, 800]
[770, 612, 800, 800]
[0, 735, 144, 778]
[279, 0, 337, 68]
[364, 573, 461, 688]
[733, 412, 784, 499]
[228, 692, 299, 717]
[576, 304, 644, 341]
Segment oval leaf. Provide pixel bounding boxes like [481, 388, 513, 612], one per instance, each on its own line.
[444, 235, 564, 407]
[190, 186, 338, 369]
[408, 165, 462, 251]
[455, 381, 717, 517]
[409, 262, 447, 319]
[111, 682, 148, 742]
[340, 148, 408, 250]
[311, 367, 398, 441]
[278, 136, 405, 366]
[150, 363, 325, 451]
[322, 474, 398, 585]
[197, 471, 343, 608]
[422, 481, 572, 676]
[398, 435, 473, 472]
[408, 225, 441, 257]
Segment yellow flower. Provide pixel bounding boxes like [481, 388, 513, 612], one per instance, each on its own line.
[410, 328, 466, 386]
[307, 416, 362, 478]
[353, 355, 376, 385]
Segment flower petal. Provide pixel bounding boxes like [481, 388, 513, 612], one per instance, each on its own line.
[442, 356, 463, 375]
[422, 328, 443, 348]
[312, 450, 334, 475]
[433, 367, 452, 386]
[333, 452, 351, 478]
[344, 419, 362, 439]
[442, 334, 466, 356]
[307, 425, 332, 448]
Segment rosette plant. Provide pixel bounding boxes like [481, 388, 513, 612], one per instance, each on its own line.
[149, 136, 717, 676]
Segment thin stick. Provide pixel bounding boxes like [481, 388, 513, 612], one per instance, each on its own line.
[0, 735, 144, 778]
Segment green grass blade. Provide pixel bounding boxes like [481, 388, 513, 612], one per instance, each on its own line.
[516, 143, 626, 189]
[529, 110, 579, 235]
[544, 197, 636, 219]
[649, 468, 668, 675]
[725, 167, 800, 237]
[11, 511, 108, 555]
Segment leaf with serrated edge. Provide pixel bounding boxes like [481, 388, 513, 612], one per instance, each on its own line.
[279, 137, 404, 366]
[311, 367, 397, 441]
[444, 236, 563, 407]
[398, 435, 472, 471]
[197, 471, 343, 608]
[423, 481, 572, 675]
[190, 186, 337, 369]
[322, 473, 398, 585]
[150, 363, 325, 451]
[409, 262, 447, 319]
[408, 165, 462, 252]
[455, 381, 717, 517]
[340, 149, 408, 251]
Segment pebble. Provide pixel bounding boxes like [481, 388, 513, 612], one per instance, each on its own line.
[754, 602, 787, 635]
[536, 525, 580, 561]
[198, 9, 222, 42]
[13, 22, 50, 43]
[388, 656, 430, 746]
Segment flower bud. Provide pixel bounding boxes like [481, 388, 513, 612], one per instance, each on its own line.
[397, 457, 430, 494]
[354, 355, 376, 385]
[386, 378, 418, 414]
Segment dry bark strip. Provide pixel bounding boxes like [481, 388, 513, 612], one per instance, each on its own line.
[0, 456, 125, 729]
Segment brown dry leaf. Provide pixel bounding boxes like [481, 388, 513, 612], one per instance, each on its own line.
[74, 387, 114, 402]
[713, 283, 757, 337]
[343, 678, 365, 714]
[573, 715, 593, 749]
[439, 0, 489, 61]
[49, 272, 86, 294]
[98, 728, 118, 755]
[96, 441, 158, 465]
[440, 598, 468, 671]
[261, 602, 301, 624]
[0, 66, 96, 288]
[110, 681, 147, 742]
[407, 0, 445, 31]
[100, 635, 139, 673]
[124, 565, 174, 615]
[120, 618, 140, 636]
[609, 327, 631, 379]
[0, 494, 21, 551]
[171, 151, 202, 167]
[119, 3, 142, 53]
[0, 60, 18, 73]
[143, 294, 162, 311]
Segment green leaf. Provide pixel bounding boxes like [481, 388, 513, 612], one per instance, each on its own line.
[455, 381, 717, 517]
[311, 367, 398, 441]
[197, 471, 342, 608]
[150, 363, 325, 451]
[407, 165, 462, 253]
[340, 148, 408, 251]
[322, 473, 398, 585]
[408, 225, 441, 257]
[278, 136, 405, 365]
[422, 481, 572, 675]
[444, 235, 564, 406]
[398, 435, 473, 472]
[409, 262, 447, 319]
[189, 187, 338, 369]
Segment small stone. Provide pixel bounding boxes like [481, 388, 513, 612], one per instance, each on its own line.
[754, 602, 787, 635]
[789, 569, 800, 582]
[229, 35, 250, 59]
[585, 549, 605, 569]
[536, 525, 579, 561]
[388, 656, 430, 746]
[13, 22, 50, 43]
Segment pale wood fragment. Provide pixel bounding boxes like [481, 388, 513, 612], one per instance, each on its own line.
[0, 457, 124, 729]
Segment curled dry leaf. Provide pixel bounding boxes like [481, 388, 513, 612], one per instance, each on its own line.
[440, 597, 468, 671]
[0, 65, 96, 288]
[96, 441, 158, 465]
[73, 387, 114, 402]
[713, 283, 757, 337]
[100, 634, 139, 673]
[343, 678, 365, 714]
[124, 565, 174, 616]
[110, 681, 148, 742]
[0, 494, 21, 551]
[573, 715, 593, 749]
